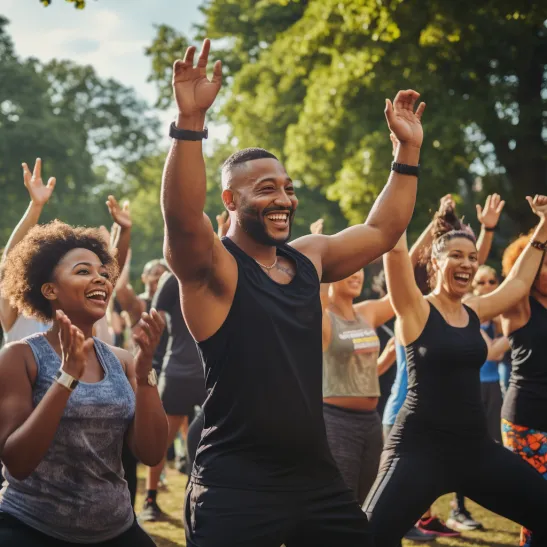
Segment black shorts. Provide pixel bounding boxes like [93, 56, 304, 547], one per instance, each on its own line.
[184, 479, 372, 547]
[158, 376, 206, 417]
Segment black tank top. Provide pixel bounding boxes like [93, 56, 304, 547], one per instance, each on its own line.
[502, 297, 547, 431]
[386, 302, 488, 451]
[192, 238, 339, 490]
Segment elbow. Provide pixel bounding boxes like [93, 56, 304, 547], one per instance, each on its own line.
[1, 457, 33, 481]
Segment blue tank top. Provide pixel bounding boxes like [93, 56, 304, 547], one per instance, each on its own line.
[479, 322, 500, 383]
[382, 343, 408, 426]
[0, 334, 136, 544]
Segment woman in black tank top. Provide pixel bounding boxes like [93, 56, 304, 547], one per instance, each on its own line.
[363, 195, 547, 547]
[499, 231, 547, 547]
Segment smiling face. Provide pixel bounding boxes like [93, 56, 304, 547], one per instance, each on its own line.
[142, 262, 168, 298]
[432, 237, 479, 298]
[473, 267, 499, 296]
[332, 270, 365, 300]
[42, 248, 113, 323]
[223, 158, 298, 246]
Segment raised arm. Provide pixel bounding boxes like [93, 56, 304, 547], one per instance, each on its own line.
[293, 90, 425, 282]
[106, 196, 131, 273]
[383, 233, 429, 346]
[0, 159, 55, 332]
[467, 195, 547, 323]
[476, 194, 505, 265]
[161, 39, 228, 284]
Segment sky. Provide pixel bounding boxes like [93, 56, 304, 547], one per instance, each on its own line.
[3, 0, 205, 130]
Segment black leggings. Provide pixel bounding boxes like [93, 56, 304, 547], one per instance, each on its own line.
[0, 512, 155, 546]
[364, 438, 547, 547]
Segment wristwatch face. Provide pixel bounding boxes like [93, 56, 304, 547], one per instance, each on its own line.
[148, 369, 158, 387]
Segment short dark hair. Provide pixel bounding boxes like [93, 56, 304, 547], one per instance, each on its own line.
[221, 148, 278, 189]
[0, 221, 118, 322]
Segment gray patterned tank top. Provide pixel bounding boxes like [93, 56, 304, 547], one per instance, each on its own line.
[323, 310, 381, 397]
[0, 333, 136, 544]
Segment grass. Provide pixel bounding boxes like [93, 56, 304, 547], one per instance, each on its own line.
[136, 465, 520, 547]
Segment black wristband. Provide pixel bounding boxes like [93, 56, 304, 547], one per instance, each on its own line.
[483, 226, 496, 232]
[391, 162, 420, 177]
[530, 239, 547, 252]
[169, 122, 208, 141]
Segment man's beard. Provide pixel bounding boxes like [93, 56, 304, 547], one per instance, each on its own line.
[239, 203, 293, 247]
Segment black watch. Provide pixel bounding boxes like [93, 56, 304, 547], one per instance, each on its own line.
[391, 162, 420, 177]
[169, 122, 208, 141]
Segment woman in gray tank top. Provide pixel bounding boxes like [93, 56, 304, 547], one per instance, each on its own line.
[0, 221, 168, 546]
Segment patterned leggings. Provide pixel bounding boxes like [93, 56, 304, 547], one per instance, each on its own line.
[502, 419, 547, 547]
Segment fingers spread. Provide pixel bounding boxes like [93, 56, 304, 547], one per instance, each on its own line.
[33, 158, 41, 179]
[183, 45, 197, 65]
[212, 60, 223, 86]
[47, 177, 56, 190]
[415, 102, 426, 120]
[197, 38, 211, 67]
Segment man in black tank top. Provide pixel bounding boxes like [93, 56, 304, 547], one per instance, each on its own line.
[161, 39, 425, 547]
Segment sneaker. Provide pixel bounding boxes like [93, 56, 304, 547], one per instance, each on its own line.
[404, 526, 436, 542]
[446, 509, 484, 531]
[139, 498, 166, 522]
[418, 516, 461, 537]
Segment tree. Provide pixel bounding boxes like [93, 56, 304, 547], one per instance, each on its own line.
[0, 16, 159, 245]
[40, 0, 87, 8]
[148, 0, 546, 235]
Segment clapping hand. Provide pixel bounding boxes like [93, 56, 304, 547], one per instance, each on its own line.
[22, 158, 56, 207]
[476, 194, 505, 229]
[173, 39, 222, 116]
[57, 310, 94, 381]
[133, 309, 166, 381]
[310, 218, 324, 235]
[385, 90, 426, 149]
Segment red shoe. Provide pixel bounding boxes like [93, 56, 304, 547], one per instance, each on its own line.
[418, 516, 461, 537]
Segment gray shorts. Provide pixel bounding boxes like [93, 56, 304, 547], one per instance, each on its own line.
[158, 376, 206, 418]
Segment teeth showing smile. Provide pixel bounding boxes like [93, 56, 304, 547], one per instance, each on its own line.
[454, 273, 471, 282]
[267, 213, 289, 222]
[86, 290, 107, 301]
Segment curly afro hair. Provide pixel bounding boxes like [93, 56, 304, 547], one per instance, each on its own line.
[0, 220, 119, 322]
[502, 229, 536, 278]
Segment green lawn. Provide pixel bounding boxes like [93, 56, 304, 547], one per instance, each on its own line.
[137, 466, 520, 547]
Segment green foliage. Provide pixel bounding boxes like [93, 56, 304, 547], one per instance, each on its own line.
[0, 17, 158, 252]
[149, 0, 546, 237]
[41, 0, 86, 8]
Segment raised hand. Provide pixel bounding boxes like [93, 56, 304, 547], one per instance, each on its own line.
[57, 310, 94, 380]
[310, 218, 324, 235]
[476, 194, 505, 229]
[106, 196, 132, 230]
[439, 194, 456, 213]
[389, 133, 400, 157]
[22, 158, 56, 207]
[526, 195, 547, 220]
[133, 309, 166, 380]
[173, 39, 222, 116]
[385, 90, 426, 149]
[216, 211, 231, 238]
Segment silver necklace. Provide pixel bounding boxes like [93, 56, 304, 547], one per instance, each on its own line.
[255, 256, 278, 273]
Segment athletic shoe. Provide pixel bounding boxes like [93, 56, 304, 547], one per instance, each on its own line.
[418, 516, 461, 537]
[446, 509, 484, 531]
[404, 526, 436, 542]
[139, 498, 166, 522]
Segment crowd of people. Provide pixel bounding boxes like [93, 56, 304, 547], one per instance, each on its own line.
[0, 39, 546, 547]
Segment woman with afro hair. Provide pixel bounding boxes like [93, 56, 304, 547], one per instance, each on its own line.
[0, 221, 168, 546]
[499, 227, 547, 547]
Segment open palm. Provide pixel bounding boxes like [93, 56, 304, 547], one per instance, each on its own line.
[385, 90, 425, 148]
[527, 195, 547, 219]
[23, 158, 55, 206]
[173, 39, 222, 115]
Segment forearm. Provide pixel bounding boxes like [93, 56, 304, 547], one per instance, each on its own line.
[161, 113, 208, 230]
[129, 385, 168, 466]
[409, 220, 434, 266]
[490, 337, 510, 361]
[1, 202, 43, 263]
[377, 349, 396, 376]
[477, 227, 494, 265]
[320, 283, 330, 313]
[2, 382, 70, 480]
[365, 145, 420, 246]
[115, 227, 131, 273]
[115, 286, 143, 327]
[505, 220, 547, 289]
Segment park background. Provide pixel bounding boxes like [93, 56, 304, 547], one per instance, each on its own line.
[0, 2, 544, 543]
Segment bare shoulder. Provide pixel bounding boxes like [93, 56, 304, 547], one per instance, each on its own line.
[0, 340, 36, 381]
[290, 234, 327, 277]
